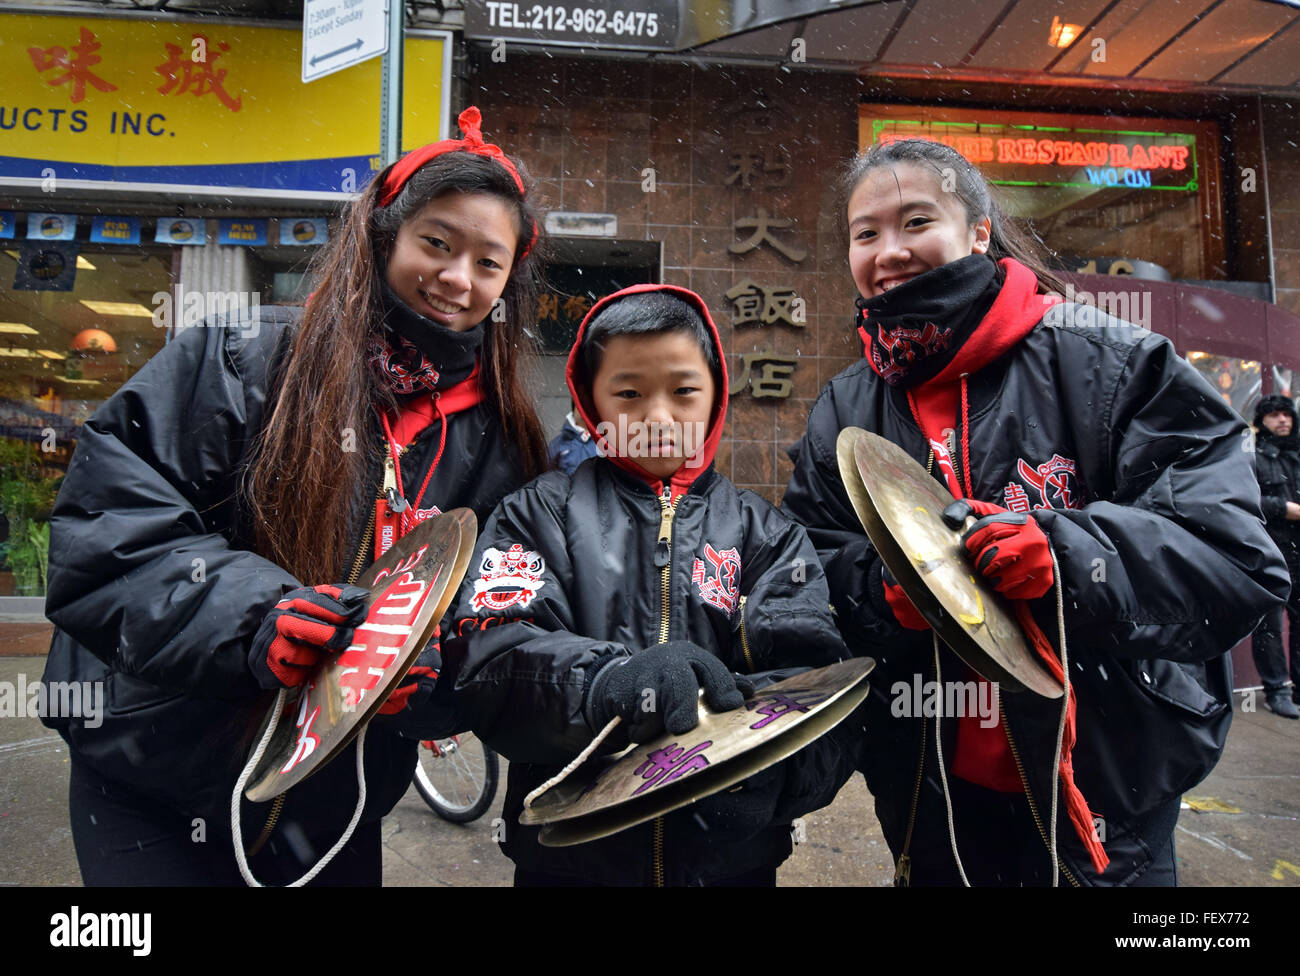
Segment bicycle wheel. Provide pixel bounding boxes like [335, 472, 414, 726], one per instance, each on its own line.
[413, 734, 500, 823]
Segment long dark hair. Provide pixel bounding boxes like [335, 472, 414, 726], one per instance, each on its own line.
[839, 138, 1069, 296]
[246, 151, 549, 583]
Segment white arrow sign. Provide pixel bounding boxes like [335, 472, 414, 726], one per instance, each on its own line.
[302, 0, 389, 83]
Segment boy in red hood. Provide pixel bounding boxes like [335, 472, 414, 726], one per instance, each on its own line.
[440, 284, 860, 886]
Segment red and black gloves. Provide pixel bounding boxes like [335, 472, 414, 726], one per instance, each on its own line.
[379, 630, 441, 716]
[249, 584, 370, 690]
[880, 564, 930, 631]
[943, 499, 1055, 600]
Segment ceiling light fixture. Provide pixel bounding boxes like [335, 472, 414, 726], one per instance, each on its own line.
[1049, 16, 1083, 47]
[78, 300, 155, 318]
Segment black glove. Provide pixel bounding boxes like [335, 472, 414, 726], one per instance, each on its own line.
[248, 583, 370, 690]
[584, 641, 756, 742]
[692, 765, 787, 843]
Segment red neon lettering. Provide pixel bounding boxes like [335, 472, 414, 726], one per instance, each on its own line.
[879, 129, 1189, 173]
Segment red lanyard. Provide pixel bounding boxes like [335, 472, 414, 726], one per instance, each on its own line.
[375, 395, 447, 558]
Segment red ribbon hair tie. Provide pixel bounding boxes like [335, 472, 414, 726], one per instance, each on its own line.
[378, 106, 538, 260]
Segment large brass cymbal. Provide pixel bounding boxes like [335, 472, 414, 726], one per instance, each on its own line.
[520, 658, 874, 847]
[245, 508, 478, 802]
[835, 427, 1061, 699]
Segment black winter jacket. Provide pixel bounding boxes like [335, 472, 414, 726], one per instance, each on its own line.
[438, 283, 858, 885]
[783, 299, 1289, 886]
[442, 463, 857, 885]
[1252, 401, 1300, 581]
[40, 306, 527, 843]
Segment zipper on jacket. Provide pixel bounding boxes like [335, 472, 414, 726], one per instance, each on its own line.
[737, 595, 755, 672]
[894, 451, 935, 885]
[255, 449, 394, 854]
[655, 486, 677, 642]
[946, 426, 964, 497]
[653, 484, 678, 885]
[346, 451, 399, 584]
[1001, 702, 1081, 887]
[894, 654, 930, 887]
[653, 817, 665, 887]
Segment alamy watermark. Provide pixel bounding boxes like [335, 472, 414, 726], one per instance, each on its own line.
[0, 674, 103, 728]
[50, 906, 150, 956]
[152, 284, 261, 337]
[593, 417, 709, 469]
[890, 674, 998, 728]
[1056, 282, 1152, 330]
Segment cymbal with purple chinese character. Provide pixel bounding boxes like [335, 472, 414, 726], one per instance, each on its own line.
[244, 509, 478, 803]
[835, 426, 1063, 699]
[520, 658, 873, 846]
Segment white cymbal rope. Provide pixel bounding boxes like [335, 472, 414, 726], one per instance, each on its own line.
[231, 689, 368, 888]
[524, 716, 622, 810]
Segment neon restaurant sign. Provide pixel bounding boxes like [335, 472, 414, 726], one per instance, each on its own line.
[866, 118, 1199, 192]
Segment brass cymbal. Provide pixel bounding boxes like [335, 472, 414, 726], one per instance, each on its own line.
[245, 508, 478, 802]
[520, 658, 874, 847]
[835, 427, 1061, 699]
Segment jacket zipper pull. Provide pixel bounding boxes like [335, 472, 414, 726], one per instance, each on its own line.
[374, 453, 408, 560]
[382, 455, 408, 514]
[654, 486, 674, 568]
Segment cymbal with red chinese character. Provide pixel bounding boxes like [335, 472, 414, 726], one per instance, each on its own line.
[520, 658, 874, 847]
[244, 509, 477, 803]
[835, 426, 1063, 699]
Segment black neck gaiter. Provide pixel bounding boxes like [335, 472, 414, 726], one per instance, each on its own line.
[857, 254, 1000, 388]
[371, 283, 484, 394]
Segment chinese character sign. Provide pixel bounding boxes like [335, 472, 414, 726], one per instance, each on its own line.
[730, 348, 798, 399]
[2, 12, 449, 195]
[725, 280, 805, 329]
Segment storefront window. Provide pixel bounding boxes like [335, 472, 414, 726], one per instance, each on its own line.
[1271, 365, 1294, 400]
[0, 248, 170, 596]
[1185, 351, 1261, 419]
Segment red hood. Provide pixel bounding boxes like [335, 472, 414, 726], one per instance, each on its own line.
[565, 283, 729, 498]
[929, 258, 1059, 382]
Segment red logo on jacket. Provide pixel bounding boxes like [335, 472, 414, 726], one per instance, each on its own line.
[692, 544, 741, 614]
[1010, 454, 1085, 510]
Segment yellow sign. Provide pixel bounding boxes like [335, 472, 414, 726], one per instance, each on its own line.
[0, 12, 449, 194]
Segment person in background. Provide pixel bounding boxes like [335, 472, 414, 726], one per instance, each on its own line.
[1251, 394, 1300, 719]
[548, 399, 600, 475]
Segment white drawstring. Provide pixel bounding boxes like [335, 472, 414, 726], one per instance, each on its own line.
[231, 689, 369, 887]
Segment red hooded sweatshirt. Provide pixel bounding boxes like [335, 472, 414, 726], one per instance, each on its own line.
[864, 258, 1060, 792]
[564, 283, 729, 501]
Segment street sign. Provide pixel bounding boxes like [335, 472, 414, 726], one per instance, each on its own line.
[303, 0, 389, 83]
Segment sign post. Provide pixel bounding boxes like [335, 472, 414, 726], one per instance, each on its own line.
[380, 0, 404, 166]
[302, 0, 389, 83]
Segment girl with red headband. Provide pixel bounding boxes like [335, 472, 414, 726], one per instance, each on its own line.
[41, 107, 549, 886]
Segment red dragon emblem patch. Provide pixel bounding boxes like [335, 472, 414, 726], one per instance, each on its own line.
[471, 543, 546, 613]
[1010, 453, 1085, 510]
[691, 544, 741, 614]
